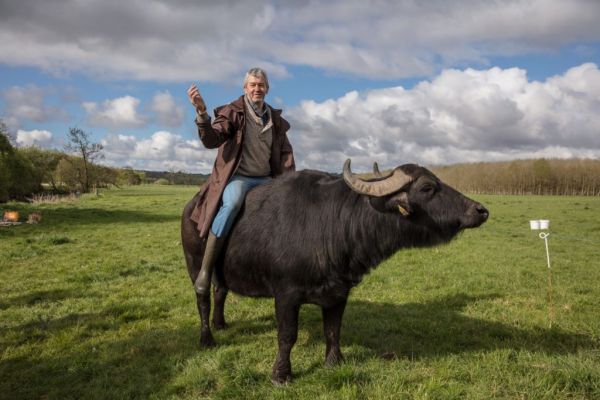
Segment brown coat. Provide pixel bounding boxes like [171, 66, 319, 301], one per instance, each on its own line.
[189, 95, 295, 238]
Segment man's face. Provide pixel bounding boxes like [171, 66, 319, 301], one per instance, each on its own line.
[244, 75, 268, 104]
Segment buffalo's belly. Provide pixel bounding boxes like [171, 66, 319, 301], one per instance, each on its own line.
[221, 264, 273, 298]
[221, 265, 350, 307]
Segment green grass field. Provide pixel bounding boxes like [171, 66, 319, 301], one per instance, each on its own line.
[1, 185, 599, 399]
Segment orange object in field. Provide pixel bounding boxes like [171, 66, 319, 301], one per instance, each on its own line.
[3, 211, 19, 222]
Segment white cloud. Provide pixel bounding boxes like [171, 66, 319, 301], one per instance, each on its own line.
[151, 91, 184, 127]
[99, 133, 137, 162]
[101, 130, 216, 172]
[288, 63, 600, 171]
[1, 0, 599, 82]
[16, 129, 54, 147]
[134, 131, 177, 160]
[83, 95, 146, 128]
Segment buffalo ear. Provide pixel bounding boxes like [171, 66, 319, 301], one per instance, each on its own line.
[389, 191, 412, 216]
[369, 191, 412, 216]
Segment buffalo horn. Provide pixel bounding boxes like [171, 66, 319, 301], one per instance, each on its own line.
[343, 159, 414, 197]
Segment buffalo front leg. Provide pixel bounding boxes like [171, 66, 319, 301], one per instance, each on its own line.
[271, 296, 300, 385]
[196, 292, 216, 347]
[322, 300, 347, 366]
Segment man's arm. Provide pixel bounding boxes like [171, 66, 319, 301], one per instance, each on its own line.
[187, 84, 232, 149]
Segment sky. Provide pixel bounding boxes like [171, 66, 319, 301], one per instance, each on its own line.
[1, 0, 600, 174]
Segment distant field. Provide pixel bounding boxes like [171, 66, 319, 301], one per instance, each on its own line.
[1, 185, 599, 399]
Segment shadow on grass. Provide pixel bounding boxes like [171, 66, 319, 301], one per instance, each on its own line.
[0, 302, 199, 400]
[42, 207, 179, 227]
[0, 206, 178, 232]
[218, 293, 595, 362]
[338, 293, 596, 360]
[0, 289, 83, 310]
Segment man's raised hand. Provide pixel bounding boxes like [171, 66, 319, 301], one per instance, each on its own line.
[188, 84, 207, 114]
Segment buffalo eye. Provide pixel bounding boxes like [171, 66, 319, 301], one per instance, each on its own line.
[419, 184, 436, 195]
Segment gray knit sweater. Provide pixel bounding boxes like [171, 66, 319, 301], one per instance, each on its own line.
[235, 96, 273, 177]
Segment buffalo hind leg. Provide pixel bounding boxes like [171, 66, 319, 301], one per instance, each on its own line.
[184, 246, 216, 348]
[181, 219, 214, 348]
[322, 300, 347, 366]
[212, 281, 229, 330]
[196, 292, 216, 347]
[271, 296, 300, 385]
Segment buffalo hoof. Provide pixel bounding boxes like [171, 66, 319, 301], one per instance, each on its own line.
[325, 351, 344, 367]
[212, 320, 229, 330]
[271, 371, 292, 386]
[200, 331, 216, 348]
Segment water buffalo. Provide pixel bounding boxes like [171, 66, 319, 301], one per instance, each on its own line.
[181, 159, 489, 384]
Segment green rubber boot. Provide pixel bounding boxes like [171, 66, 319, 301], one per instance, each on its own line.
[194, 233, 224, 296]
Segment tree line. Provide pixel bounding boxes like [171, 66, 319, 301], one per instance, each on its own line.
[431, 158, 600, 196]
[141, 170, 208, 186]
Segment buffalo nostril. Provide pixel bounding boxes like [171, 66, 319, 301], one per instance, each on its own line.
[476, 204, 489, 220]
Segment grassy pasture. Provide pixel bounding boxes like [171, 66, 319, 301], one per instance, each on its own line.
[1, 185, 599, 399]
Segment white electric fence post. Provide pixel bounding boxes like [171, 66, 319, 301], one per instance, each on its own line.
[530, 220, 554, 328]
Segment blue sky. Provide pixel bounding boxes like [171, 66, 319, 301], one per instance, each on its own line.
[1, 0, 600, 173]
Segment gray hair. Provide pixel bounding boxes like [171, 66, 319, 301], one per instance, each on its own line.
[243, 67, 269, 89]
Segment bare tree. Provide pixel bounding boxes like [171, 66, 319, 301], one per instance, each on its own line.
[64, 127, 103, 193]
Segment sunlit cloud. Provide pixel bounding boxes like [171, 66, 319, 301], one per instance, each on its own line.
[288, 63, 600, 171]
[83, 95, 146, 129]
[16, 129, 54, 148]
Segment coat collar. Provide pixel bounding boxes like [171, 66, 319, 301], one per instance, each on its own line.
[231, 95, 282, 118]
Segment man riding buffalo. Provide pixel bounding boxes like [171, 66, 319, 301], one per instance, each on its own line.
[186, 68, 295, 296]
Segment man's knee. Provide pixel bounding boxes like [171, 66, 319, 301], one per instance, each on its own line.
[221, 188, 246, 212]
[221, 195, 244, 213]
[222, 178, 250, 210]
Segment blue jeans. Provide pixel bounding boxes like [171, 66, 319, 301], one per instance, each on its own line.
[210, 175, 271, 238]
